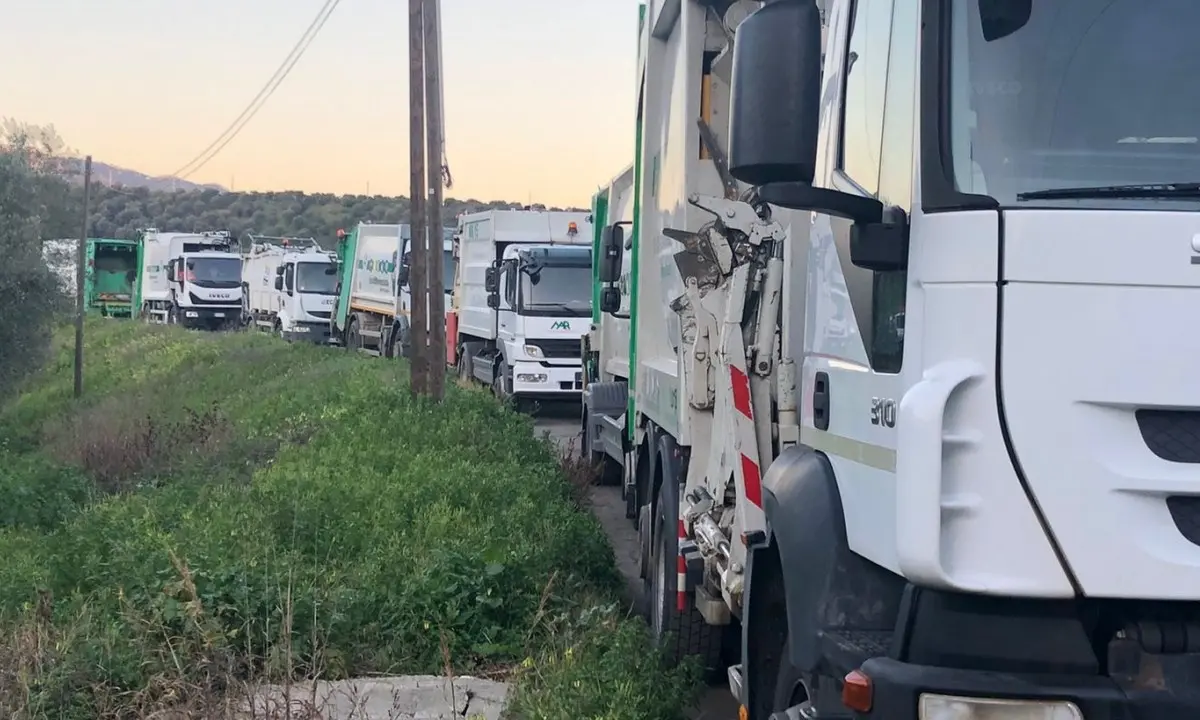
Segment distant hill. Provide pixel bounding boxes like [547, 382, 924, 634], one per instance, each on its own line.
[67, 159, 225, 192]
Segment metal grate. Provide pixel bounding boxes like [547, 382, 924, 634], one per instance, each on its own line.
[533, 338, 582, 359]
[1137, 409, 1200, 463]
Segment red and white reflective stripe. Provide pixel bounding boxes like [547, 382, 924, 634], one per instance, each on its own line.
[729, 365, 763, 508]
[677, 519, 688, 612]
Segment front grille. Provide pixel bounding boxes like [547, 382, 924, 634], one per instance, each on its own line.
[1137, 409, 1200, 463]
[188, 292, 240, 306]
[1167, 496, 1200, 546]
[533, 338, 581, 359]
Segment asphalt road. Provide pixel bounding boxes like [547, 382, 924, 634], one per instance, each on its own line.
[531, 402, 739, 720]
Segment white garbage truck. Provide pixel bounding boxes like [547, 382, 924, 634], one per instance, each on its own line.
[241, 236, 338, 343]
[583, 0, 1200, 718]
[329, 222, 455, 355]
[453, 209, 592, 403]
[136, 229, 243, 330]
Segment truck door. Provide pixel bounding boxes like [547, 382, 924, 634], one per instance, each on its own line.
[497, 259, 516, 340]
[803, 0, 916, 573]
[281, 262, 295, 313]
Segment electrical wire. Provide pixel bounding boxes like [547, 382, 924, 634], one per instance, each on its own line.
[169, 0, 343, 180]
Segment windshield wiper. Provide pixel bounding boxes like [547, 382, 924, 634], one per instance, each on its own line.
[1017, 182, 1200, 201]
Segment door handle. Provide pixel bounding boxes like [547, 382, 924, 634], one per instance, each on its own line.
[812, 371, 830, 430]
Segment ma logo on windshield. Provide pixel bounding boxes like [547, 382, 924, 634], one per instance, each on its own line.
[550, 320, 572, 330]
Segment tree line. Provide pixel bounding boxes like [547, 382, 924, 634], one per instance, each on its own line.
[83, 186, 584, 243]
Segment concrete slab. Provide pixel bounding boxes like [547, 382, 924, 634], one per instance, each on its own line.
[242, 675, 508, 720]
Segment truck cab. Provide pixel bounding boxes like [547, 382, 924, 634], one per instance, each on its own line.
[167, 247, 243, 329]
[489, 243, 592, 397]
[273, 251, 338, 342]
[243, 236, 338, 343]
[587, 0, 1200, 717]
[137, 229, 243, 330]
[454, 209, 593, 403]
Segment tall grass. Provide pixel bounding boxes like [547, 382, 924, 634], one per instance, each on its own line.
[0, 321, 698, 719]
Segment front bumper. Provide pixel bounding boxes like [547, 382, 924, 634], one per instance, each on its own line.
[181, 307, 240, 327]
[284, 321, 331, 343]
[847, 654, 1200, 720]
[510, 361, 583, 398]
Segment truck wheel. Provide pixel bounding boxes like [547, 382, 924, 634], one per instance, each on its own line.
[275, 320, 285, 341]
[347, 319, 362, 352]
[492, 360, 509, 399]
[457, 351, 471, 382]
[648, 482, 723, 673]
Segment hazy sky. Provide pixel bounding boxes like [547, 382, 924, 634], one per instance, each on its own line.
[2, 0, 641, 207]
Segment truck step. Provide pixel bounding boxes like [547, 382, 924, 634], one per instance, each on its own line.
[726, 663, 744, 703]
[820, 630, 894, 676]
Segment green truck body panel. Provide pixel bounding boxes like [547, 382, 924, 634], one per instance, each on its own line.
[627, 3, 647, 438]
[333, 228, 359, 336]
[85, 238, 139, 318]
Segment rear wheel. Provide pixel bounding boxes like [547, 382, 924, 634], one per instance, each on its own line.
[646, 481, 723, 674]
[346, 319, 362, 352]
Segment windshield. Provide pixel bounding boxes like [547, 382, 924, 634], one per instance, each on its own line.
[948, 0, 1200, 207]
[185, 257, 241, 289]
[296, 262, 338, 295]
[518, 265, 592, 316]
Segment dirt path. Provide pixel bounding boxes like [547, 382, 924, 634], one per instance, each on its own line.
[533, 404, 737, 720]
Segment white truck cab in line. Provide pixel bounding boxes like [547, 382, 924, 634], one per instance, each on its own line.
[242, 236, 338, 343]
[583, 0, 1200, 718]
[454, 209, 593, 403]
[137, 229, 243, 330]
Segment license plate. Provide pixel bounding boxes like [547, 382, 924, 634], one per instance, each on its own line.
[214, 312, 225, 317]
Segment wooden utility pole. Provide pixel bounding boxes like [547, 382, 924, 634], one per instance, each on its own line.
[73, 156, 92, 399]
[408, 0, 429, 396]
[423, 0, 446, 401]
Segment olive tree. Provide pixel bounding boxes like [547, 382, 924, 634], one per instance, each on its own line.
[0, 120, 74, 400]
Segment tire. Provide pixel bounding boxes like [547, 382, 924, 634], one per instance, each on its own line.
[646, 481, 723, 673]
[275, 320, 285, 341]
[346, 319, 362, 352]
[492, 360, 509, 400]
[457, 350, 472, 382]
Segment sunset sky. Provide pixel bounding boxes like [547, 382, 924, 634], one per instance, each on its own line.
[2, 0, 641, 207]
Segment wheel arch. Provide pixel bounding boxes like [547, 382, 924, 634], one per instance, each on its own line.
[743, 445, 904, 710]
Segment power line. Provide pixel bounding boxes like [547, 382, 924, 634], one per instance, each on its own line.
[170, 0, 342, 180]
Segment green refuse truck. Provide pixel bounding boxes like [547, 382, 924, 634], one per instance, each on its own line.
[84, 238, 139, 318]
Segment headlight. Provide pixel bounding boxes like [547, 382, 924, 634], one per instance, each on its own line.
[516, 373, 547, 383]
[919, 695, 1083, 720]
[294, 325, 310, 332]
[523, 344, 544, 358]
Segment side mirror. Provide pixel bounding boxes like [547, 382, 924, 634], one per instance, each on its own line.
[274, 276, 284, 291]
[598, 224, 624, 284]
[599, 286, 621, 314]
[729, 0, 822, 187]
[276, 265, 285, 276]
[397, 264, 410, 286]
[730, 0, 904, 271]
[486, 291, 500, 309]
[484, 265, 498, 292]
